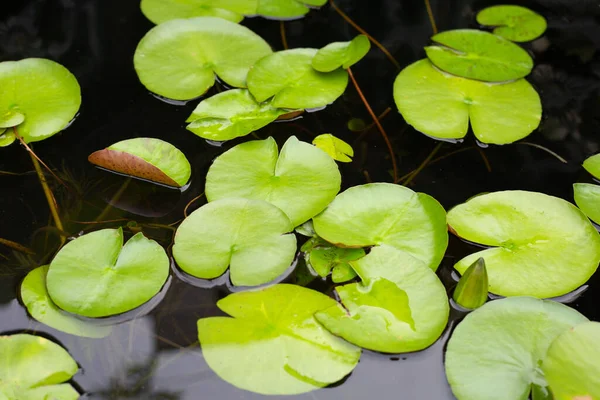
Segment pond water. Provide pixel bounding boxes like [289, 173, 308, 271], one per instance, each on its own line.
[1, 0, 599, 398]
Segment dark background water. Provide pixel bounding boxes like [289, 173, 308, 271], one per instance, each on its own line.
[1, 0, 599, 398]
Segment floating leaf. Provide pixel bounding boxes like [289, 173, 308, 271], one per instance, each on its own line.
[477, 5, 547, 42]
[173, 198, 296, 286]
[295, 220, 316, 237]
[331, 263, 358, 283]
[312, 183, 448, 271]
[47, 228, 170, 318]
[186, 89, 288, 141]
[583, 153, 600, 179]
[0, 334, 79, 400]
[452, 257, 488, 310]
[306, 245, 364, 282]
[543, 321, 600, 400]
[134, 17, 272, 101]
[312, 35, 371, 72]
[315, 245, 449, 353]
[247, 48, 349, 110]
[197, 284, 360, 395]
[445, 297, 588, 400]
[88, 138, 191, 187]
[206, 136, 341, 226]
[312, 133, 354, 162]
[21, 266, 112, 338]
[448, 191, 600, 298]
[393, 59, 541, 144]
[140, 0, 244, 24]
[574, 183, 600, 225]
[0, 58, 81, 143]
[0, 129, 15, 147]
[425, 29, 533, 82]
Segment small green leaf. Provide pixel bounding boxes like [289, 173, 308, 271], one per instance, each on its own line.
[307, 246, 364, 280]
[574, 183, 600, 225]
[140, 0, 244, 24]
[347, 118, 366, 132]
[0, 129, 15, 147]
[452, 257, 488, 309]
[312, 133, 354, 162]
[255, 0, 326, 19]
[0, 109, 25, 128]
[477, 5, 547, 42]
[583, 153, 600, 180]
[312, 35, 371, 72]
[331, 263, 357, 283]
[295, 220, 316, 237]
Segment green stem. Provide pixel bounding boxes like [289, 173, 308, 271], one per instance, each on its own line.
[402, 142, 443, 185]
[0, 237, 35, 255]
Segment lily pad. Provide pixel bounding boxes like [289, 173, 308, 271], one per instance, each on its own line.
[477, 5, 547, 42]
[173, 198, 296, 286]
[447, 190, 600, 298]
[542, 321, 600, 400]
[312, 133, 354, 162]
[47, 228, 170, 318]
[0, 129, 15, 147]
[247, 48, 349, 110]
[254, 0, 327, 19]
[21, 266, 112, 338]
[88, 138, 191, 187]
[0, 334, 79, 400]
[205, 136, 341, 226]
[425, 29, 534, 82]
[186, 89, 288, 141]
[315, 245, 449, 353]
[306, 245, 364, 282]
[140, 0, 244, 24]
[312, 35, 371, 72]
[197, 284, 360, 395]
[445, 297, 588, 400]
[0, 58, 81, 143]
[312, 183, 448, 271]
[393, 59, 541, 144]
[574, 183, 600, 225]
[134, 17, 272, 101]
[583, 153, 600, 179]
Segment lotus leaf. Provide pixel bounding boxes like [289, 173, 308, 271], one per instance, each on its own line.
[134, 17, 272, 101]
[477, 5, 547, 42]
[140, 0, 244, 24]
[393, 59, 541, 144]
[312, 133, 354, 162]
[0, 334, 79, 400]
[0, 58, 81, 143]
[542, 321, 600, 400]
[306, 245, 363, 282]
[206, 136, 341, 226]
[315, 245, 449, 353]
[312, 183, 448, 271]
[47, 228, 170, 318]
[574, 183, 600, 225]
[445, 297, 588, 400]
[197, 284, 360, 395]
[447, 191, 600, 298]
[247, 48, 349, 109]
[425, 29, 533, 82]
[173, 198, 296, 286]
[583, 153, 600, 179]
[312, 35, 371, 72]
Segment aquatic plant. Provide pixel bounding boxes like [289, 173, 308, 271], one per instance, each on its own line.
[476, 5, 547, 42]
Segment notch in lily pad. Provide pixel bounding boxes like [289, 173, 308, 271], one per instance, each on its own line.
[477, 5, 547, 43]
[452, 257, 488, 310]
[313, 134, 354, 162]
[312, 35, 371, 72]
[89, 138, 191, 188]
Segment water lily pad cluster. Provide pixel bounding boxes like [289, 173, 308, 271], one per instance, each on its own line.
[574, 153, 600, 224]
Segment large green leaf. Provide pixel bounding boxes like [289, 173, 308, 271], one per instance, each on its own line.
[542, 321, 600, 400]
[574, 183, 600, 225]
[173, 198, 296, 286]
[197, 284, 360, 395]
[47, 228, 170, 317]
[315, 245, 449, 353]
[583, 153, 600, 179]
[425, 29, 533, 82]
[140, 0, 244, 24]
[393, 59, 541, 144]
[312, 35, 371, 72]
[0, 334, 79, 400]
[134, 17, 272, 101]
[447, 191, 600, 298]
[312, 183, 448, 271]
[206, 136, 341, 226]
[477, 5, 547, 42]
[445, 297, 588, 400]
[247, 49, 349, 109]
[0, 58, 81, 144]
[253, 0, 327, 19]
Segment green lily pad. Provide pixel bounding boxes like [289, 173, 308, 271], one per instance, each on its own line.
[312, 183, 448, 271]
[306, 245, 364, 282]
[425, 29, 534, 82]
[543, 321, 600, 400]
[574, 183, 600, 225]
[477, 5, 547, 43]
[447, 190, 600, 298]
[445, 297, 588, 400]
[21, 266, 112, 338]
[312, 35, 371, 72]
[197, 284, 360, 395]
[173, 198, 296, 286]
[583, 153, 600, 179]
[47, 228, 170, 318]
[134, 17, 272, 101]
[247, 48, 349, 110]
[312, 133, 354, 162]
[186, 89, 288, 141]
[206, 136, 341, 226]
[88, 137, 191, 187]
[141, 0, 244, 24]
[0, 334, 79, 400]
[0, 129, 15, 147]
[393, 59, 541, 144]
[315, 245, 449, 353]
[0, 58, 81, 144]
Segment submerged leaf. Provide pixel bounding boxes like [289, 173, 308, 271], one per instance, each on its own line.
[477, 5, 547, 42]
[312, 35, 371, 72]
[140, 0, 244, 24]
[452, 257, 488, 309]
[312, 133, 354, 162]
[573, 183, 600, 225]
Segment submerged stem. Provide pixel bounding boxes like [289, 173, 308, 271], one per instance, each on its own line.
[280, 21, 289, 50]
[401, 142, 443, 186]
[424, 0, 438, 34]
[396, 147, 473, 183]
[517, 142, 568, 164]
[0, 237, 35, 255]
[92, 178, 132, 225]
[184, 192, 205, 218]
[476, 146, 492, 172]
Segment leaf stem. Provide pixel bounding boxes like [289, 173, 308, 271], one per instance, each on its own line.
[424, 0, 438, 34]
[476, 146, 492, 172]
[517, 141, 568, 164]
[401, 142, 443, 185]
[91, 178, 132, 225]
[0, 237, 35, 255]
[280, 21, 289, 50]
[396, 146, 474, 183]
[184, 192, 205, 217]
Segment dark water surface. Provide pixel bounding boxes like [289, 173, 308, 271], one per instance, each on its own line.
[1, 0, 600, 398]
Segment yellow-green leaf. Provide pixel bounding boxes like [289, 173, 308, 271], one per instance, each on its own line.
[312, 134, 354, 162]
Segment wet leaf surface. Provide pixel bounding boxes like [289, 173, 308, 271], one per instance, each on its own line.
[477, 5, 547, 42]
